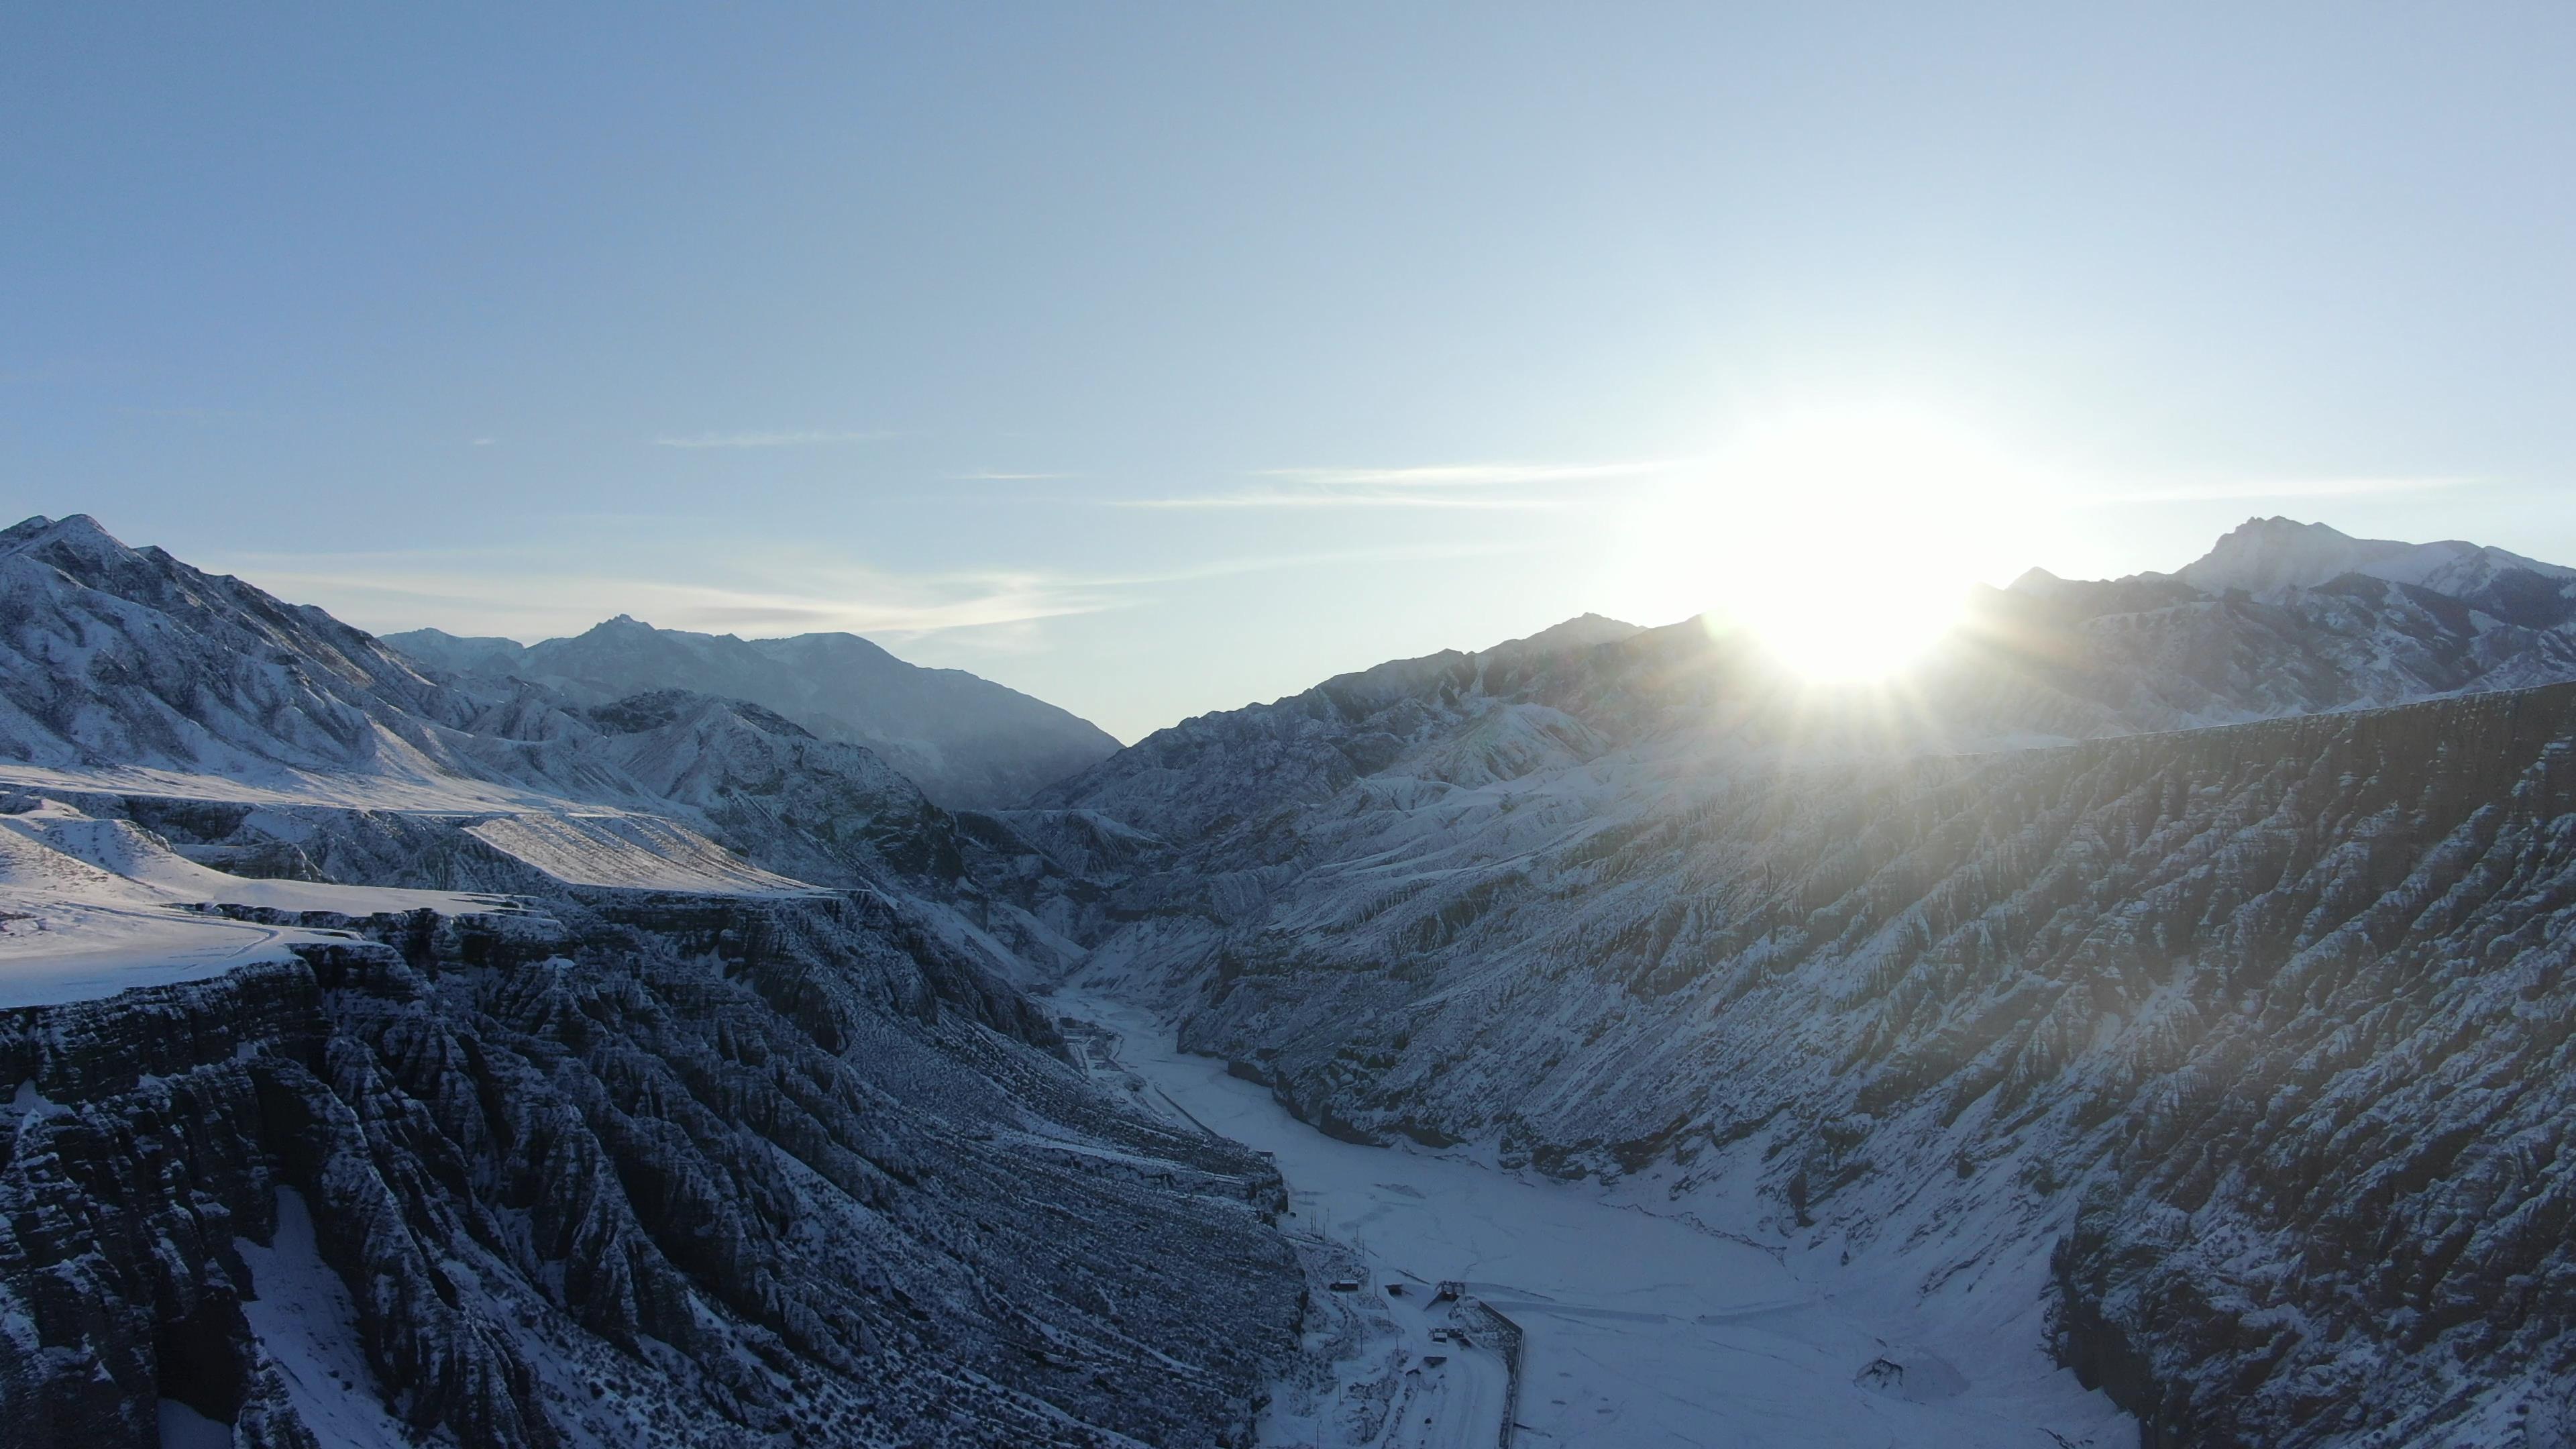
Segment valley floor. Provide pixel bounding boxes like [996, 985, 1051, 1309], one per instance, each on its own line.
[1054, 987, 2131, 1449]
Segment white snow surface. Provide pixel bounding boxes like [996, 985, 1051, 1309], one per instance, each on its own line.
[0, 796, 523, 1007]
[154, 1401, 231, 1449]
[1061, 988, 2127, 1449]
[234, 1189, 422, 1449]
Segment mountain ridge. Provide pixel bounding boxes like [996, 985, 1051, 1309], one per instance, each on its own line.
[10, 511, 2576, 1446]
[996, 516, 2576, 1448]
[385, 615, 1120, 810]
[0, 518, 1309, 1446]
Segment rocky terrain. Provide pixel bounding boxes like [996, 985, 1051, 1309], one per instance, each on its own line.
[1, 891, 1302, 1448]
[8, 508, 2576, 1447]
[1014, 520, 2576, 1447]
[0, 514, 1307, 1447]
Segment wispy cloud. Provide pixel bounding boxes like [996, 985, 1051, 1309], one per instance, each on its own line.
[1254, 458, 1687, 488]
[232, 561, 1114, 641]
[1109, 490, 1573, 511]
[647, 428, 893, 449]
[214, 539, 1524, 648]
[470, 437, 500, 447]
[2078, 474, 2481, 506]
[1108, 455, 1685, 511]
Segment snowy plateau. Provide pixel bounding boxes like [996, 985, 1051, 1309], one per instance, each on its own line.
[1, 511, 2574, 1448]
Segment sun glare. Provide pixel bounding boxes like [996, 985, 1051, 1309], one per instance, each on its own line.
[1629, 407, 2039, 682]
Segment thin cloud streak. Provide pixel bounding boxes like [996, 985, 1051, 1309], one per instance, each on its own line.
[1107, 490, 1573, 511]
[2076, 474, 2481, 506]
[1106, 455, 1688, 510]
[221, 539, 1525, 648]
[1257, 458, 1689, 488]
[241, 566, 1119, 641]
[647, 429, 893, 449]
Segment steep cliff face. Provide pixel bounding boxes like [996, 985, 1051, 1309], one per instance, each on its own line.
[1059, 685, 2576, 1446]
[0, 892, 1302, 1448]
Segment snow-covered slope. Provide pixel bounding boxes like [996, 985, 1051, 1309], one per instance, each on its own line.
[16, 508, 2576, 1446]
[386, 615, 1121, 810]
[0, 515, 1309, 1446]
[0, 794, 522, 1008]
[0, 516, 1045, 905]
[1069, 688, 2576, 1444]
[1014, 521, 2576, 1448]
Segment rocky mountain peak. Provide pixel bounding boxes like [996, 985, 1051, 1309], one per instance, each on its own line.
[2174, 515, 2404, 594]
[1, 513, 144, 570]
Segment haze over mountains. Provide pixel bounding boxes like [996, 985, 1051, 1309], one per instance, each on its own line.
[2, 510, 2574, 1446]
[384, 617, 1121, 811]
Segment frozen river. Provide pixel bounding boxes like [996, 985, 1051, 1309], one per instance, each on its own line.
[1057, 987, 2127, 1449]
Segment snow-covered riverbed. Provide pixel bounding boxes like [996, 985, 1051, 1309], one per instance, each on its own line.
[1055, 987, 2127, 1448]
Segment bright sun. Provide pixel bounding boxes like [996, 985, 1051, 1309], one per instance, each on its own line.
[1629, 407, 2038, 682]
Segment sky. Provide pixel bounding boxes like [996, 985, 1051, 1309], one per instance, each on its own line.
[5, 5, 2574, 741]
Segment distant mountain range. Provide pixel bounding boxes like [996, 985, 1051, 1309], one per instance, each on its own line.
[384, 616, 1120, 811]
[7, 508, 2576, 1446]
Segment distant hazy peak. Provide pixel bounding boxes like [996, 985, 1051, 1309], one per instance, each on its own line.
[384, 610, 1120, 808]
[386, 626, 522, 649]
[1489, 612, 1645, 655]
[2176, 515, 2571, 596]
[2174, 517, 2404, 594]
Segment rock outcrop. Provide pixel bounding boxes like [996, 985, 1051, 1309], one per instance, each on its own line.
[1, 890, 1303, 1447]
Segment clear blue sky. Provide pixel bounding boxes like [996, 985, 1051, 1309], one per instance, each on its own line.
[6, 5, 2573, 739]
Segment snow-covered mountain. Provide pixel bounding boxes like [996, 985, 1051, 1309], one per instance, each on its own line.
[1003, 520, 2576, 1447]
[2170, 514, 2575, 599]
[0, 516, 1033, 910]
[386, 616, 1120, 810]
[12, 509, 2576, 1446]
[0, 515, 1307, 1446]
[1028, 518, 2576, 857]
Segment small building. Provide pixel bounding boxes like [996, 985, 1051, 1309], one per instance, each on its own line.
[1328, 1279, 1361, 1293]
